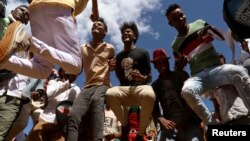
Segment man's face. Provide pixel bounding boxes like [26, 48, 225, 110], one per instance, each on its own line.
[167, 8, 186, 29]
[12, 6, 29, 25]
[91, 21, 107, 36]
[121, 28, 136, 43]
[218, 58, 225, 65]
[153, 58, 170, 74]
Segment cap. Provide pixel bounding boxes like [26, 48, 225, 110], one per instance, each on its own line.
[151, 48, 170, 62]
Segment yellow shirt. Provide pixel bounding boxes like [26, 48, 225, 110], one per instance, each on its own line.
[29, 0, 89, 16]
[81, 42, 115, 88]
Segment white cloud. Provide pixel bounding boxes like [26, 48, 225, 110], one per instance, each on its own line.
[10, 0, 161, 52]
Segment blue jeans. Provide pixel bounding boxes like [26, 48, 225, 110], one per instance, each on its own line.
[181, 64, 250, 124]
[67, 85, 108, 141]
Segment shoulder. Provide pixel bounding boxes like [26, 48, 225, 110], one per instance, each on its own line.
[189, 19, 207, 29]
[80, 43, 88, 48]
[189, 19, 207, 28]
[135, 47, 147, 52]
[104, 42, 115, 50]
[80, 43, 88, 49]
[0, 17, 10, 26]
[193, 19, 206, 24]
[80, 43, 89, 52]
[134, 47, 150, 56]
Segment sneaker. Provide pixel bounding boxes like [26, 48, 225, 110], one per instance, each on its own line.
[0, 21, 30, 64]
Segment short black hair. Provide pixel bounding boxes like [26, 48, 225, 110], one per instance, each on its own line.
[120, 21, 139, 44]
[165, 4, 181, 17]
[96, 17, 108, 31]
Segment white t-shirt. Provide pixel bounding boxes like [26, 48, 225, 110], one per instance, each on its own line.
[210, 87, 248, 122]
[103, 109, 121, 141]
[39, 79, 80, 123]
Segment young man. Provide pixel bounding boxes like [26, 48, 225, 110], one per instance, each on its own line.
[26, 68, 80, 141]
[0, 73, 29, 141]
[0, 0, 97, 79]
[0, 5, 29, 141]
[151, 48, 203, 141]
[166, 3, 250, 125]
[0, 5, 29, 81]
[67, 17, 115, 141]
[5, 52, 47, 141]
[103, 103, 122, 141]
[105, 22, 155, 141]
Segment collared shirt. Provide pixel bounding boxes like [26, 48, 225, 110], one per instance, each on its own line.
[81, 42, 115, 88]
[171, 19, 220, 75]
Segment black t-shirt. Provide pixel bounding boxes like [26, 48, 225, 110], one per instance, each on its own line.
[115, 47, 151, 86]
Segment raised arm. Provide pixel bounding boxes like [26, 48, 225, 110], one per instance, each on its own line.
[90, 0, 99, 21]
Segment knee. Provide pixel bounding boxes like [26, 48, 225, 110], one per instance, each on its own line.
[105, 88, 112, 96]
[141, 88, 155, 102]
[231, 72, 249, 85]
[105, 88, 117, 100]
[181, 88, 197, 101]
[143, 92, 155, 101]
[74, 64, 82, 74]
[230, 65, 249, 78]
[141, 86, 155, 98]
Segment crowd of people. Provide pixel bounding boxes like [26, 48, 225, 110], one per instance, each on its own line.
[0, 0, 250, 141]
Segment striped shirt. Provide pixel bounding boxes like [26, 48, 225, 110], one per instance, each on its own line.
[172, 19, 220, 75]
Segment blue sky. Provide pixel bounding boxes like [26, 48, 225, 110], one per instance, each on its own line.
[8, 0, 237, 134]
